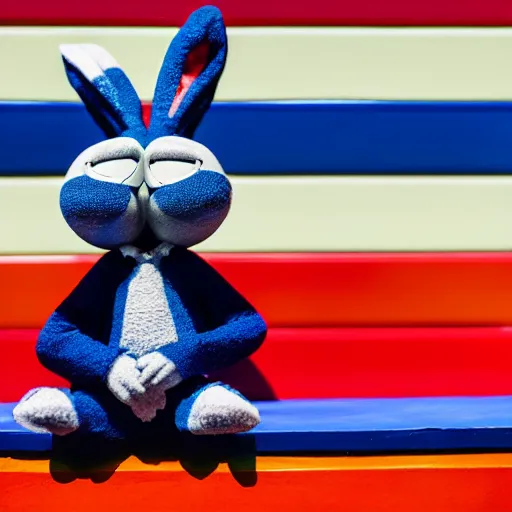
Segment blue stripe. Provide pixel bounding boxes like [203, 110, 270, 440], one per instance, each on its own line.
[5, 101, 512, 175]
[5, 395, 512, 453]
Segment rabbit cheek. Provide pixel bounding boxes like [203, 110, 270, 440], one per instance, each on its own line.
[60, 175, 144, 249]
[147, 170, 232, 247]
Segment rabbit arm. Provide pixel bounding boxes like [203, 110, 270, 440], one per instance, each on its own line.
[36, 251, 134, 387]
[158, 252, 267, 379]
[37, 312, 119, 386]
[159, 309, 267, 380]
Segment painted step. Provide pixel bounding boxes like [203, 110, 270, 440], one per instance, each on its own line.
[8, 28, 512, 101]
[2, 454, 512, 512]
[8, 101, 512, 175]
[5, 327, 512, 402]
[5, 396, 512, 453]
[3, 0, 512, 26]
[5, 177, 512, 253]
[3, 253, 512, 329]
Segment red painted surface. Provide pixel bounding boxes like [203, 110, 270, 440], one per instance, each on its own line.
[5, 327, 512, 402]
[2, 457, 512, 512]
[3, 253, 512, 329]
[2, 330, 69, 399]
[2, 0, 512, 26]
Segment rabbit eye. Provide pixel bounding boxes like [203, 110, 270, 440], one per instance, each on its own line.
[86, 158, 140, 185]
[147, 158, 201, 187]
[144, 136, 224, 189]
[65, 138, 145, 188]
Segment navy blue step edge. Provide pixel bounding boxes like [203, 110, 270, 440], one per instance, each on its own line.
[4, 395, 512, 453]
[6, 101, 512, 175]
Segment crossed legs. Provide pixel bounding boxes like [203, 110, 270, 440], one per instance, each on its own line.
[14, 379, 260, 438]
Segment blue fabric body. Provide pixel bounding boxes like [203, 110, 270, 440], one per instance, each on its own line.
[42, 6, 259, 441]
[36, 248, 266, 440]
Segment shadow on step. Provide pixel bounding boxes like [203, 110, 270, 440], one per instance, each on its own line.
[213, 358, 277, 401]
[48, 431, 257, 486]
[43, 362, 268, 485]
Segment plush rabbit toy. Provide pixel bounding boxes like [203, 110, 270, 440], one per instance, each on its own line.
[14, 6, 267, 441]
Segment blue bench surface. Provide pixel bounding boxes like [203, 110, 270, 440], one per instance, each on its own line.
[3, 395, 512, 453]
[6, 101, 512, 175]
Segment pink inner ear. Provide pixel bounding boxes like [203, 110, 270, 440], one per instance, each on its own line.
[169, 42, 210, 117]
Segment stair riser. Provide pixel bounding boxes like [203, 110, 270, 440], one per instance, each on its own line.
[4, 327, 512, 401]
[3, 253, 512, 328]
[1, 459, 511, 512]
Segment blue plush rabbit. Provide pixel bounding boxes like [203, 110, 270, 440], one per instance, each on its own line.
[14, 6, 267, 440]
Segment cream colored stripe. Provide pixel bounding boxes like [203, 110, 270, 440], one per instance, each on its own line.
[3, 176, 512, 253]
[4, 27, 512, 101]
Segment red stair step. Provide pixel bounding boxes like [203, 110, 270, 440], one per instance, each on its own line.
[3, 0, 512, 26]
[4, 327, 512, 402]
[3, 253, 512, 328]
[3, 455, 512, 512]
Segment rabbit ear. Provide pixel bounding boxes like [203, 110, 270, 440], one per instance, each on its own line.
[60, 44, 146, 143]
[148, 6, 227, 141]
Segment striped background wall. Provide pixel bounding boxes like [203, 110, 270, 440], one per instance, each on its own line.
[5, 4, 512, 496]
[2, 0, 512, 386]
[2, 7, 512, 252]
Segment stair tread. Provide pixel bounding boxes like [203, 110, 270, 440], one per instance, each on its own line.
[4, 396, 512, 453]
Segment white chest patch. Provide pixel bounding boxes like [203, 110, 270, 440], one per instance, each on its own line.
[119, 244, 178, 357]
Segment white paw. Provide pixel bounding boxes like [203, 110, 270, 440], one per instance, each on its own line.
[107, 355, 146, 405]
[130, 386, 167, 422]
[137, 352, 182, 390]
[187, 386, 260, 435]
[13, 388, 79, 436]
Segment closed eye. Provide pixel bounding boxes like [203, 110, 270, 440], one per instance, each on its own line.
[143, 136, 224, 190]
[86, 158, 140, 185]
[147, 158, 201, 186]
